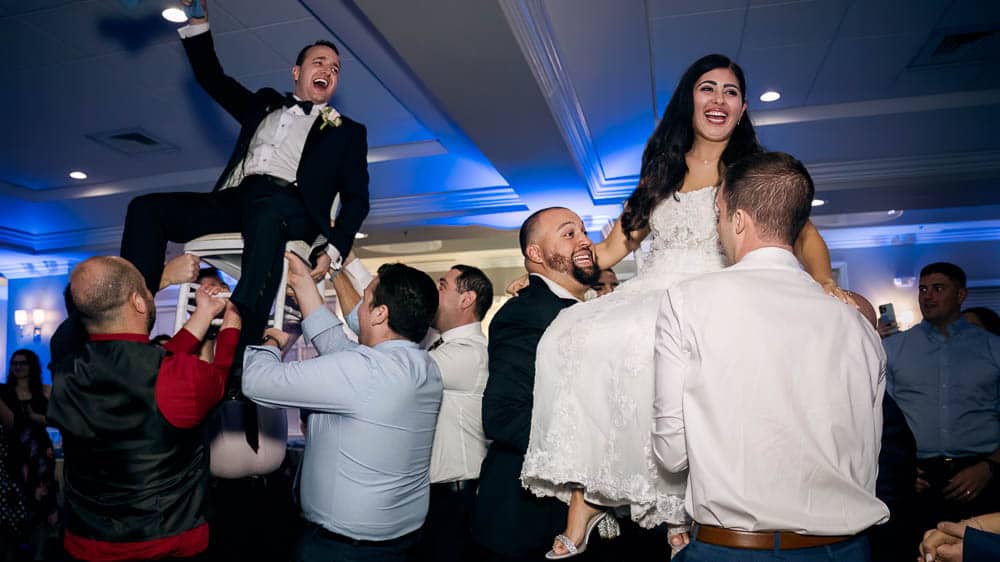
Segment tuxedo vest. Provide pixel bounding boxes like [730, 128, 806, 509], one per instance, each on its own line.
[48, 340, 208, 542]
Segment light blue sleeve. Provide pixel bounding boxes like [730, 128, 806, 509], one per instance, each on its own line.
[303, 306, 359, 356]
[242, 343, 374, 414]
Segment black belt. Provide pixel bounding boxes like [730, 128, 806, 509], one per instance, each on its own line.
[246, 174, 295, 189]
[432, 479, 478, 493]
[311, 522, 420, 547]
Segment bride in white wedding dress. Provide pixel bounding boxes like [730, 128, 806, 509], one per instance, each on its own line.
[521, 54, 849, 558]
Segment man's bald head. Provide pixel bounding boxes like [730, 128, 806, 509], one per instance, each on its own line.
[71, 256, 152, 332]
[519, 207, 570, 258]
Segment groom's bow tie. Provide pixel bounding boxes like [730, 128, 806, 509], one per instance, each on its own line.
[282, 94, 314, 115]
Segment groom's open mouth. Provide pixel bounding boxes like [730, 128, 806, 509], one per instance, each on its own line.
[311, 77, 330, 93]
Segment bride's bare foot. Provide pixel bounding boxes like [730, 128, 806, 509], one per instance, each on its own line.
[550, 489, 603, 556]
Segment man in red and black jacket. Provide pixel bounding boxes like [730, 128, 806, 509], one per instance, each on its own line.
[48, 256, 240, 561]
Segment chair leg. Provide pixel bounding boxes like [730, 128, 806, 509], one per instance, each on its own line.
[174, 282, 195, 335]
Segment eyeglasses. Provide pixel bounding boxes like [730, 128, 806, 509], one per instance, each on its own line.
[10, 360, 29, 366]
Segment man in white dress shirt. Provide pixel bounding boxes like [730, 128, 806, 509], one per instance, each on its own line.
[652, 152, 889, 561]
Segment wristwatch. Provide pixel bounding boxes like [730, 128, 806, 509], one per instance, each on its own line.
[261, 334, 281, 347]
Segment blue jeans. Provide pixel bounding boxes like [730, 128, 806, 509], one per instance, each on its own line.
[674, 528, 871, 562]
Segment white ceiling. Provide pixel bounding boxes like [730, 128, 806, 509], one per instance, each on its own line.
[1, 0, 998, 277]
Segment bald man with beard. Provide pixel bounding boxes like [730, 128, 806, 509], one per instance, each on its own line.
[470, 207, 601, 561]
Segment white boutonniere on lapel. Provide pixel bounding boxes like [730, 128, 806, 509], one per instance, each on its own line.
[320, 107, 342, 130]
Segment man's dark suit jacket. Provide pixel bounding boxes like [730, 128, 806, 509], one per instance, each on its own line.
[181, 30, 369, 259]
[471, 275, 576, 558]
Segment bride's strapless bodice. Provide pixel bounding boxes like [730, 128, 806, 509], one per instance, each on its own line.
[628, 187, 725, 290]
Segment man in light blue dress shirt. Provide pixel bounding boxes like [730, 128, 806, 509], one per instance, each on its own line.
[884, 262, 1000, 551]
[243, 253, 442, 561]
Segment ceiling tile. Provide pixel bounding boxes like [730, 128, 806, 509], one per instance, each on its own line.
[0, 0, 75, 16]
[742, 0, 850, 49]
[838, 0, 950, 38]
[807, 33, 929, 104]
[253, 18, 357, 66]
[215, 0, 312, 28]
[646, 0, 746, 19]
[649, 10, 745, 110]
[930, 0, 1000, 29]
[0, 16, 75, 71]
[20, 0, 175, 59]
[741, 42, 830, 109]
[211, 30, 289, 77]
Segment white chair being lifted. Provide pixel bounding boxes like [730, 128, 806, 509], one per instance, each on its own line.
[172, 234, 314, 334]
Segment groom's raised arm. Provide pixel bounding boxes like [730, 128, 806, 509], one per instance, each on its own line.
[653, 288, 689, 472]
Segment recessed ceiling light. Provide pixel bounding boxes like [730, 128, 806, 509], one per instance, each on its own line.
[354, 232, 369, 239]
[760, 90, 781, 103]
[161, 7, 187, 23]
[811, 198, 825, 207]
[69, 171, 88, 180]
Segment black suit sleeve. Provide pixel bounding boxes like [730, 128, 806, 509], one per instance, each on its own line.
[181, 30, 258, 125]
[482, 300, 546, 454]
[327, 123, 370, 258]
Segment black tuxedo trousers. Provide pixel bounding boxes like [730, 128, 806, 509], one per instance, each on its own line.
[121, 175, 318, 356]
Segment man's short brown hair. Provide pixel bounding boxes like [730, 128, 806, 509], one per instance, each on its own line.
[721, 152, 815, 245]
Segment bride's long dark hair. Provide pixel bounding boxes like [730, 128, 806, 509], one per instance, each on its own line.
[620, 54, 763, 238]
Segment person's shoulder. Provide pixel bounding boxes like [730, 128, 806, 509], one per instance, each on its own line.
[338, 115, 366, 134]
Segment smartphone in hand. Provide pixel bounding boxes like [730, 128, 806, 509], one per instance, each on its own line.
[878, 303, 900, 335]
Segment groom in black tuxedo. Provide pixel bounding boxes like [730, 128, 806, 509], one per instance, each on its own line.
[121, 1, 369, 360]
[471, 207, 600, 561]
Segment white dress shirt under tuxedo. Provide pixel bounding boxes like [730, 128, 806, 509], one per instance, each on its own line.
[653, 247, 889, 535]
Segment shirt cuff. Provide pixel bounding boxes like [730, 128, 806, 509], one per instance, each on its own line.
[177, 22, 210, 39]
[325, 245, 343, 270]
[344, 256, 373, 289]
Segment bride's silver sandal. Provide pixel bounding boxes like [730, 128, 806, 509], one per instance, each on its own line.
[545, 511, 620, 560]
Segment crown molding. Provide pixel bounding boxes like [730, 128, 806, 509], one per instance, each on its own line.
[0, 141, 448, 202]
[753, 90, 1000, 127]
[500, 0, 636, 203]
[821, 219, 1000, 250]
[0, 258, 77, 280]
[810, 150, 1000, 191]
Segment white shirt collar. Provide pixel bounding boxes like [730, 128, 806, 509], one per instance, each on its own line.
[730, 246, 802, 271]
[530, 273, 582, 302]
[439, 322, 484, 342]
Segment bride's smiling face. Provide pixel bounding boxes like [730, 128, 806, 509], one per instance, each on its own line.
[691, 67, 746, 144]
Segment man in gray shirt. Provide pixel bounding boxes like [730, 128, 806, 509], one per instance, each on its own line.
[243, 253, 441, 561]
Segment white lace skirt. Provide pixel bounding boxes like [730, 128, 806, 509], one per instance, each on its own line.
[521, 273, 694, 528]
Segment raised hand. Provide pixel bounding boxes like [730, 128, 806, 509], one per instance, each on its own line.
[506, 273, 529, 296]
[263, 327, 290, 351]
[194, 283, 227, 319]
[160, 254, 200, 290]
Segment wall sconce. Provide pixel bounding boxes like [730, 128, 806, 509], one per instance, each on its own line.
[14, 308, 48, 343]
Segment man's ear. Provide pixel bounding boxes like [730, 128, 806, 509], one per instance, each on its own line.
[131, 291, 148, 314]
[370, 304, 388, 326]
[733, 209, 747, 235]
[525, 243, 544, 265]
[958, 287, 969, 305]
[459, 290, 476, 311]
[292, 65, 301, 83]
